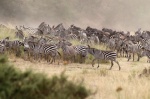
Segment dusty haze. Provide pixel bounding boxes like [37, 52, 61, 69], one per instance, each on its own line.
[0, 0, 150, 31]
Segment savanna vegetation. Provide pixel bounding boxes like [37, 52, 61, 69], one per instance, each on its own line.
[0, 26, 150, 99]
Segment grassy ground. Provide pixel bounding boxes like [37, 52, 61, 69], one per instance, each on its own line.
[8, 55, 150, 99]
[1, 26, 150, 99]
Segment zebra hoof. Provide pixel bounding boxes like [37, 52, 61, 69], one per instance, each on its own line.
[119, 68, 121, 71]
[92, 64, 94, 67]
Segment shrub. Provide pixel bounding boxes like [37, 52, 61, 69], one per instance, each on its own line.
[0, 55, 91, 99]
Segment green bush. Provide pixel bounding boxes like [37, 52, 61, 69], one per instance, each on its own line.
[0, 55, 91, 99]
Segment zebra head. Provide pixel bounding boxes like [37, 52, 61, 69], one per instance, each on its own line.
[87, 45, 96, 55]
[15, 28, 24, 40]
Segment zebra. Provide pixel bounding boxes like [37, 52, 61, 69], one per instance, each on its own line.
[66, 33, 78, 41]
[0, 37, 9, 45]
[87, 45, 121, 70]
[57, 40, 76, 62]
[139, 37, 150, 47]
[0, 44, 6, 54]
[8, 40, 24, 56]
[106, 38, 116, 51]
[88, 34, 99, 44]
[125, 41, 144, 61]
[24, 41, 61, 64]
[15, 26, 24, 40]
[39, 43, 61, 64]
[21, 25, 38, 34]
[78, 30, 88, 44]
[101, 35, 109, 45]
[115, 38, 124, 57]
[73, 45, 88, 63]
[38, 37, 48, 45]
[140, 49, 150, 63]
[24, 41, 38, 61]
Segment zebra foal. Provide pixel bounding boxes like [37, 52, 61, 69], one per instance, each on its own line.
[87, 45, 121, 70]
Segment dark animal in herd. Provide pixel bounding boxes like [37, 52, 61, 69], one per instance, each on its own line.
[1, 23, 150, 71]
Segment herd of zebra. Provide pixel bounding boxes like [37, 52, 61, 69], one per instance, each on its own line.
[0, 22, 150, 70]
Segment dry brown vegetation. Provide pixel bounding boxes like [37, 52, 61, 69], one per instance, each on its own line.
[0, 27, 150, 99]
[1, 0, 150, 98]
[9, 54, 150, 99]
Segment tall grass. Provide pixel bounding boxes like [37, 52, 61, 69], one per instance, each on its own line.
[0, 27, 15, 39]
[0, 26, 30, 40]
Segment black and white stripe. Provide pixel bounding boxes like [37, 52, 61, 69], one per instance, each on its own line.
[73, 45, 88, 63]
[40, 44, 60, 63]
[126, 43, 144, 61]
[57, 41, 76, 62]
[0, 44, 6, 54]
[87, 45, 121, 70]
[27, 42, 60, 64]
[141, 50, 150, 63]
[74, 45, 88, 57]
[66, 34, 78, 40]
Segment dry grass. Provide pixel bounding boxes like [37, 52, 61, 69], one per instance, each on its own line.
[0, 27, 15, 39]
[8, 55, 150, 99]
[1, 26, 150, 99]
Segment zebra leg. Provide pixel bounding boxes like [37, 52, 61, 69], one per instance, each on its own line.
[47, 55, 51, 63]
[71, 55, 74, 63]
[137, 54, 140, 61]
[109, 60, 114, 70]
[80, 55, 82, 64]
[125, 50, 128, 57]
[92, 58, 96, 67]
[127, 53, 131, 61]
[116, 50, 119, 57]
[147, 58, 150, 63]
[120, 50, 122, 57]
[53, 55, 56, 64]
[54, 57, 56, 63]
[38, 54, 42, 62]
[122, 50, 124, 57]
[97, 59, 100, 68]
[114, 60, 121, 70]
[28, 52, 30, 61]
[34, 53, 36, 60]
[50, 58, 54, 64]
[45, 54, 47, 61]
[133, 53, 135, 61]
[57, 51, 61, 65]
